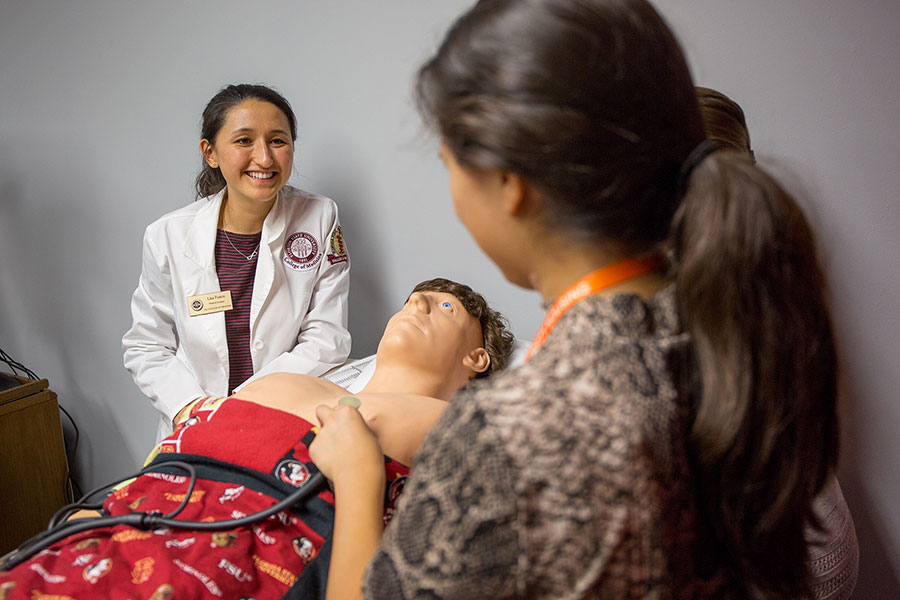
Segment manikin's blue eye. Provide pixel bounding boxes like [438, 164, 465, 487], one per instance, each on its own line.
[441, 301, 452, 309]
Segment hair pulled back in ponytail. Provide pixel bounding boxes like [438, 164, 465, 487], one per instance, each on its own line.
[671, 153, 838, 597]
[194, 83, 297, 199]
[416, 0, 704, 253]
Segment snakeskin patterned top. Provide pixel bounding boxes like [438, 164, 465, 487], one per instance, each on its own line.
[364, 287, 734, 598]
[362, 286, 857, 599]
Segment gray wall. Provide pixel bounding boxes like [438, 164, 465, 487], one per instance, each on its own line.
[1, 1, 897, 594]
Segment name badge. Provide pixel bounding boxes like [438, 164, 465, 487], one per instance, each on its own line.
[188, 291, 233, 316]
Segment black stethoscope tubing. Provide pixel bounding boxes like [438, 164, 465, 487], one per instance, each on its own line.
[0, 461, 325, 572]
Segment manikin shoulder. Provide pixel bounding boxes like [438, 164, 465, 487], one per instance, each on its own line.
[356, 393, 448, 467]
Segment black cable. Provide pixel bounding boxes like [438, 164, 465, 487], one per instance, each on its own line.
[58, 404, 80, 458]
[46, 501, 105, 529]
[19, 461, 195, 564]
[160, 463, 198, 519]
[69, 478, 84, 503]
[0, 465, 325, 572]
[0, 347, 38, 380]
[57, 403, 81, 501]
[18, 462, 222, 563]
[47, 462, 199, 529]
[46, 467, 136, 529]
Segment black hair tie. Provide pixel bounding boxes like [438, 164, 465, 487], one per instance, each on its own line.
[677, 139, 719, 196]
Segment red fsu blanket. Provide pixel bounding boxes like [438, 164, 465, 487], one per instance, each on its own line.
[0, 398, 409, 599]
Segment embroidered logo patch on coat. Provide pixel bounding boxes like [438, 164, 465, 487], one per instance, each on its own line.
[326, 226, 349, 265]
[283, 232, 322, 271]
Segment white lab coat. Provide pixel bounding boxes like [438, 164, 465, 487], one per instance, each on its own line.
[123, 186, 351, 441]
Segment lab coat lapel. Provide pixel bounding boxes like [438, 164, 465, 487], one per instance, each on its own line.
[251, 190, 286, 332]
[183, 190, 224, 269]
[183, 190, 229, 370]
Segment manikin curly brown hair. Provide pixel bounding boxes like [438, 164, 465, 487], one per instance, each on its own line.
[411, 278, 515, 378]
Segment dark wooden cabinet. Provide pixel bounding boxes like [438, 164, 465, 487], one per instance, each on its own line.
[0, 377, 70, 555]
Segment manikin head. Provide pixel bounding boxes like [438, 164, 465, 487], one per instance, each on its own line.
[376, 278, 514, 397]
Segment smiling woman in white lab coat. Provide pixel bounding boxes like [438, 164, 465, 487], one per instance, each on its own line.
[123, 84, 351, 441]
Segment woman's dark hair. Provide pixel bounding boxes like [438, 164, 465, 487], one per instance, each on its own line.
[195, 84, 298, 199]
[416, 1, 838, 596]
[411, 278, 515, 377]
[696, 86, 755, 160]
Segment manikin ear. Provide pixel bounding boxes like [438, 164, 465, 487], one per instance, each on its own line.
[462, 347, 491, 378]
[200, 139, 218, 168]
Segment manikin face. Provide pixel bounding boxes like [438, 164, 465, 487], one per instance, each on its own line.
[201, 99, 294, 206]
[378, 290, 485, 381]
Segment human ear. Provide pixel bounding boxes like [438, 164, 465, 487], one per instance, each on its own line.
[200, 139, 218, 168]
[500, 172, 531, 216]
[462, 347, 491, 377]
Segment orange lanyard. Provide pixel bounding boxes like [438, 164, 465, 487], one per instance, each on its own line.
[524, 254, 662, 362]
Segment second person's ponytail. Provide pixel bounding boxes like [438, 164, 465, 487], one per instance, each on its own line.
[669, 151, 838, 598]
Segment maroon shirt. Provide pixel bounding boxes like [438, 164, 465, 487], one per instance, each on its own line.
[214, 229, 261, 394]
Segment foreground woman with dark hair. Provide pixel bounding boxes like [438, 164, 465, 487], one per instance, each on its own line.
[312, 1, 842, 598]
